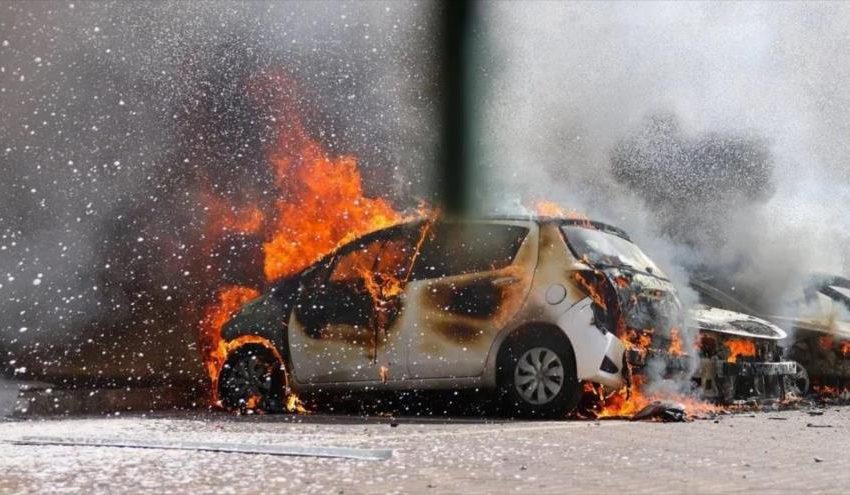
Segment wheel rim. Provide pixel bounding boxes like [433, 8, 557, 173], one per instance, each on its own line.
[227, 354, 275, 405]
[514, 347, 565, 405]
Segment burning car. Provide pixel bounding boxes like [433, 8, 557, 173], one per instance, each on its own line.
[215, 215, 797, 417]
[689, 306, 805, 402]
[692, 274, 850, 394]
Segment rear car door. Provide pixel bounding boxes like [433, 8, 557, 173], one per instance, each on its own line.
[399, 220, 538, 379]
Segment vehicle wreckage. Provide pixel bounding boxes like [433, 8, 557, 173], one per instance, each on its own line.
[689, 307, 805, 401]
[692, 274, 850, 395]
[214, 215, 802, 417]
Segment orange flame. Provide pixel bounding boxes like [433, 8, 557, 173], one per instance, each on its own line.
[724, 338, 756, 363]
[594, 377, 719, 420]
[572, 271, 609, 311]
[819, 335, 834, 351]
[197, 72, 416, 410]
[668, 328, 685, 356]
[286, 394, 308, 414]
[622, 329, 653, 359]
[202, 192, 265, 236]
[256, 72, 403, 281]
[199, 285, 261, 402]
[533, 200, 591, 223]
[821, 337, 850, 359]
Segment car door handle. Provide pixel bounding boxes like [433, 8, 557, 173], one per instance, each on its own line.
[492, 276, 520, 287]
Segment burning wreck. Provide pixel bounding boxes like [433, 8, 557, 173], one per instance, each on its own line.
[690, 307, 805, 402]
[191, 71, 808, 420]
[692, 273, 850, 396]
[211, 213, 802, 418]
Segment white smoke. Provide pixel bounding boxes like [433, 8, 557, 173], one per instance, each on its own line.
[476, 1, 850, 315]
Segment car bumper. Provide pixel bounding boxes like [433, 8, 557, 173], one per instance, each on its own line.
[587, 333, 627, 389]
[714, 360, 797, 378]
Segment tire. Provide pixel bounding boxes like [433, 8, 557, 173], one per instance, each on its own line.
[218, 345, 286, 412]
[498, 331, 580, 419]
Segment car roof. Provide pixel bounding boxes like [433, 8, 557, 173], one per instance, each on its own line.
[472, 215, 632, 241]
[300, 214, 634, 279]
[352, 215, 633, 242]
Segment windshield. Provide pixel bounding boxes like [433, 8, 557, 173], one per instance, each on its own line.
[561, 225, 665, 277]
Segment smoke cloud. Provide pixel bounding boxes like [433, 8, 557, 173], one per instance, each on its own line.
[478, 1, 850, 317]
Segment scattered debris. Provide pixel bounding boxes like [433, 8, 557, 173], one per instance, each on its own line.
[7, 436, 393, 461]
[631, 401, 687, 422]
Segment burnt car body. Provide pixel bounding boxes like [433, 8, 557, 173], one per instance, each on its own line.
[219, 216, 690, 417]
[689, 306, 804, 401]
[692, 274, 850, 390]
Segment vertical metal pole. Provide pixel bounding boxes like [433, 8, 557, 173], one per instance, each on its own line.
[437, 0, 472, 216]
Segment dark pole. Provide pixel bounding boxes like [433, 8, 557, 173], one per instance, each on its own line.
[437, 0, 472, 216]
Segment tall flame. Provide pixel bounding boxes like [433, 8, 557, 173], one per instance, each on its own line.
[254, 72, 403, 281]
[197, 72, 408, 408]
[534, 200, 590, 222]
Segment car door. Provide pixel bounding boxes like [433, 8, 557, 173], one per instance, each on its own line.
[398, 220, 538, 379]
[287, 224, 422, 384]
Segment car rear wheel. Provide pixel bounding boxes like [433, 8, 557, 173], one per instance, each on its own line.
[218, 345, 286, 412]
[499, 333, 580, 418]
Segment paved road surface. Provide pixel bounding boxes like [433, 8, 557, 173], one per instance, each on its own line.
[0, 408, 847, 494]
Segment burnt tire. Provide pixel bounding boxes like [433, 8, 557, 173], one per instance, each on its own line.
[498, 332, 580, 419]
[218, 345, 286, 413]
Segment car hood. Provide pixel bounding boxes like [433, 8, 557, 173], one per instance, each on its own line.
[689, 306, 786, 341]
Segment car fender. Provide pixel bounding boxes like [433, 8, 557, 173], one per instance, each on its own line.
[220, 291, 291, 356]
[556, 297, 626, 388]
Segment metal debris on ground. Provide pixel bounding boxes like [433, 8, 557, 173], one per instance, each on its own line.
[6, 436, 392, 461]
[631, 401, 688, 422]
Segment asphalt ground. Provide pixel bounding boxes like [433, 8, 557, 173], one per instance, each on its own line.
[0, 407, 848, 494]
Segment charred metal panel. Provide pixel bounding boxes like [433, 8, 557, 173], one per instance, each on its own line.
[286, 224, 426, 385]
[295, 282, 374, 333]
[221, 289, 293, 353]
[608, 269, 682, 337]
[403, 220, 538, 379]
[426, 278, 505, 319]
[432, 322, 484, 344]
[715, 361, 796, 377]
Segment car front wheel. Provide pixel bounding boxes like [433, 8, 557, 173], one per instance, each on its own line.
[499, 334, 580, 419]
[218, 345, 286, 413]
